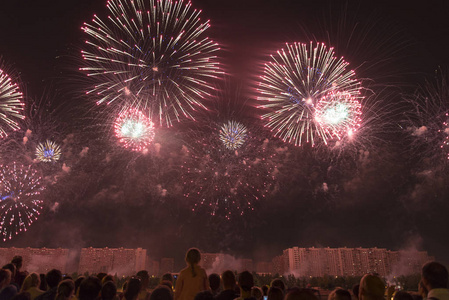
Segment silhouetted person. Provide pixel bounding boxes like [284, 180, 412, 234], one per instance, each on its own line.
[101, 281, 118, 300]
[150, 286, 173, 300]
[421, 261, 449, 300]
[11, 293, 31, 300]
[35, 270, 62, 300]
[11, 257, 28, 289]
[38, 275, 46, 293]
[55, 280, 75, 300]
[74, 276, 85, 299]
[235, 271, 255, 300]
[208, 274, 220, 297]
[78, 277, 101, 300]
[161, 274, 173, 286]
[20, 273, 44, 300]
[270, 280, 285, 296]
[393, 291, 413, 300]
[160, 281, 173, 293]
[0, 269, 17, 300]
[250, 287, 263, 300]
[267, 287, 283, 300]
[136, 271, 150, 300]
[418, 280, 428, 300]
[359, 274, 385, 300]
[101, 276, 114, 285]
[194, 291, 213, 300]
[352, 285, 360, 300]
[124, 278, 141, 300]
[284, 288, 319, 300]
[175, 248, 208, 300]
[214, 271, 237, 300]
[0, 269, 18, 300]
[2, 265, 18, 291]
[261, 286, 268, 298]
[328, 289, 351, 300]
[96, 275, 107, 284]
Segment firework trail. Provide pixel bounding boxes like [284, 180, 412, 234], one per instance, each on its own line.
[442, 114, 449, 160]
[315, 87, 404, 156]
[114, 108, 155, 151]
[405, 70, 449, 164]
[284, 5, 412, 156]
[80, 0, 221, 127]
[0, 89, 67, 170]
[256, 42, 362, 147]
[0, 60, 25, 139]
[181, 121, 277, 219]
[300, 3, 411, 83]
[0, 163, 44, 241]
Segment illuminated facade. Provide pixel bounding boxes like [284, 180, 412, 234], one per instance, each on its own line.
[282, 247, 433, 277]
[255, 261, 271, 274]
[78, 247, 146, 276]
[0, 247, 69, 273]
[271, 255, 285, 275]
[0, 247, 433, 278]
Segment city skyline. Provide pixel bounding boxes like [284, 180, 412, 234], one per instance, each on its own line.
[0, 246, 434, 277]
[0, 0, 448, 265]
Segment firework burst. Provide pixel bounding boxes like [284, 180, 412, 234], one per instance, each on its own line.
[0, 88, 69, 170]
[441, 113, 449, 160]
[36, 140, 62, 163]
[219, 120, 248, 150]
[114, 108, 155, 151]
[80, 0, 221, 126]
[405, 70, 449, 164]
[182, 123, 277, 219]
[0, 163, 44, 241]
[314, 91, 362, 142]
[256, 42, 362, 146]
[0, 63, 25, 139]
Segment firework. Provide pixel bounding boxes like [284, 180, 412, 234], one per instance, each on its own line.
[256, 42, 362, 146]
[36, 140, 62, 163]
[114, 108, 155, 151]
[442, 113, 449, 160]
[182, 124, 277, 219]
[0, 65, 25, 139]
[314, 91, 362, 142]
[0, 163, 44, 241]
[405, 70, 449, 164]
[80, 0, 221, 126]
[427, 112, 449, 161]
[0, 89, 69, 167]
[219, 121, 248, 150]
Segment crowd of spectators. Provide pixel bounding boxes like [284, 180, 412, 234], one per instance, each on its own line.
[0, 249, 447, 300]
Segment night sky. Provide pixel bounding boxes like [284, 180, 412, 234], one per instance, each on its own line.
[0, 0, 449, 270]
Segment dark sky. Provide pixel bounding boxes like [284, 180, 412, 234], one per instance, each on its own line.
[1, 0, 449, 270]
[0, 0, 448, 94]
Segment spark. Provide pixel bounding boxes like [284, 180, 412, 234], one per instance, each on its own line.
[314, 91, 362, 143]
[0, 163, 44, 241]
[114, 108, 155, 151]
[35, 140, 62, 162]
[0, 66, 25, 139]
[219, 121, 248, 150]
[80, 0, 222, 127]
[256, 42, 362, 146]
